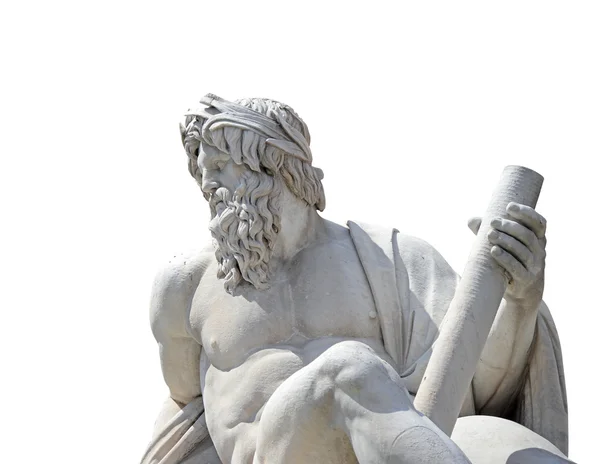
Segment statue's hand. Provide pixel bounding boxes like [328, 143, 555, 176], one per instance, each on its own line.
[467, 202, 546, 310]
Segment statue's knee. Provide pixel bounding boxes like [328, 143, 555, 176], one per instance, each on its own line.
[316, 341, 393, 391]
[266, 361, 335, 414]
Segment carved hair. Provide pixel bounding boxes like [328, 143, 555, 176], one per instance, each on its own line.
[180, 97, 326, 211]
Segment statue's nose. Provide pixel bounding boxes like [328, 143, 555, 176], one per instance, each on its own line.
[201, 169, 220, 194]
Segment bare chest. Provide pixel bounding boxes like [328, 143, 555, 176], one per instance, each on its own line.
[189, 245, 380, 370]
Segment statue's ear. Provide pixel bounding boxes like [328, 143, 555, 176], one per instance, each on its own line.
[315, 167, 324, 180]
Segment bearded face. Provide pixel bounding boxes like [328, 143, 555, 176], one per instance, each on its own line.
[208, 170, 281, 293]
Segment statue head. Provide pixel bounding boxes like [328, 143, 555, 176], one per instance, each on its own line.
[180, 94, 326, 293]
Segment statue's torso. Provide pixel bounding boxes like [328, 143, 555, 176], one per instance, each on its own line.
[189, 228, 391, 462]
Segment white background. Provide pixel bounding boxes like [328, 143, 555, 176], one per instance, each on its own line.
[1, 1, 598, 462]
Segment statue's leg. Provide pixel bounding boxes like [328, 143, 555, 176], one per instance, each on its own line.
[253, 341, 470, 464]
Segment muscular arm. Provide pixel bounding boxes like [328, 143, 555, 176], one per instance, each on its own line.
[469, 204, 547, 413]
[472, 296, 538, 413]
[149, 249, 212, 434]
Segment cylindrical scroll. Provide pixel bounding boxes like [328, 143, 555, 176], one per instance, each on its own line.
[413, 165, 544, 437]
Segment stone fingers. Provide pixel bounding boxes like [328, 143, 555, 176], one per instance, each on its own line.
[467, 217, 482, 235]
[491, 215, 545, 272]
[506, 202, 547, 240]
[487, 229, 534, 270]
[490, 245, 530, 284]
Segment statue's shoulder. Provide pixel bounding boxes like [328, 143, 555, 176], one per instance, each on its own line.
[347, 220, 441, 259]
[392, 231, 459, 291]
[155, 246, 214, 285]
[348, 220, 456, 276]
[150, 245, 214, 340]
[394, 232, 446, 262]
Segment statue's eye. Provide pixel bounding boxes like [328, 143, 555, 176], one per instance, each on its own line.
[215, 160, 226, 170]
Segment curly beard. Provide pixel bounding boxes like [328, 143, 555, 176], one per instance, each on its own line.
[208, 171, 281, 293]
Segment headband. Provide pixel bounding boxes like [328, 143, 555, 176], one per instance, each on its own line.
[185, 94, 313, 164]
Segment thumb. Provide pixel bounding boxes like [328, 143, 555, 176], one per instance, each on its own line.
[467, 217, 482, 235]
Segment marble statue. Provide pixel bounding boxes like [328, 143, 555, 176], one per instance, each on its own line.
[141, 94, 570, 463]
